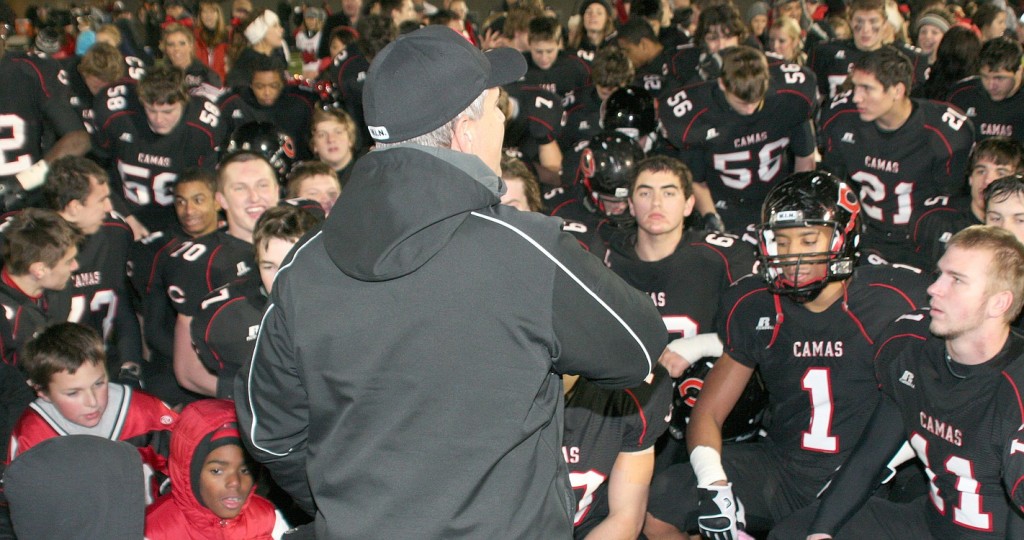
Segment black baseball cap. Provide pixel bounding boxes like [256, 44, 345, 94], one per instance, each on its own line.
[363, 25, 526, 143]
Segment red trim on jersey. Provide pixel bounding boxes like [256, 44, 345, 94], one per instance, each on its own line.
[817, 108, 858, 134]
[693, 242, 736, 283]
[769, 294, 784, 348]
[912, 206, 956, 243]
[724, 286, 768, 347]
[204, 296, 246, 370]
[680, 108, 708, 145]
[550, 199, 577, 215]
[776, 88, 813, 109]
[527, 116, 556, 141]
[922, 124, 955, 175]
[146, 239, 177, 294]
[623, 388, 648, 448]
[869, 283, 919, 311]
[1, 268, 40, 300]
[206, 244, 224, 292]
[1000, 371, 1024, 423]
[102, 110, 136, 133]
[185, 122, 217, 149]
[872, 332, 926, 362]
[11, 58, 51, 97]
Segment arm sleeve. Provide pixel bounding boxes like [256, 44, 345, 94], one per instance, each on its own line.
[809, 394, 907, 536]
[234, 303, 315, 515]
[550, 232, 667, 388]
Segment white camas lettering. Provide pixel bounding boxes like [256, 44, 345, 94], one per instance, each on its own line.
[980, 123, 1012, 136]
[137, 153, 171, 167]
[792, 341, 844, 357]
[919, 412, 963, 447]
[864, 156, 899, 173]
[734, 131, 767, 148]
[649, 291, 666, 306]
[562, 446, 580, 463]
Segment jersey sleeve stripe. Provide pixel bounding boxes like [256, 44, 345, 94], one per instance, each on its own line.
[869, 283, 920, 311]
[470, 211, 653, 374]
[623, 387, 649, 448]
[1000, 371, 1024, 424]
[922, 124, 954, 175]
[724, 287, 765, 347]
[693, 242, 735, 283]
[872, 332, 926, 362]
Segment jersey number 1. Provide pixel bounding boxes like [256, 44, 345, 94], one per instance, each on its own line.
[910, 432, 992, 531]
[801, 367, 838, 453]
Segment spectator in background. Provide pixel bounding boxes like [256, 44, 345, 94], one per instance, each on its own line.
[913, 7, 955, 64]
[227, 9, 286, 89]
[974, 2, 1009, 41]
[567, 0, 616, 64]
[747, 1, 769, 48]
[162, 23, 222, 92]
[912, 24, 981, 100]
[162, 0, 193, 29]
[195, 1, 229, 81]
[769, 15, 806, 64]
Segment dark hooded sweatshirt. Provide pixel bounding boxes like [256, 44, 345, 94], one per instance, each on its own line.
[236, 144, 667, 539]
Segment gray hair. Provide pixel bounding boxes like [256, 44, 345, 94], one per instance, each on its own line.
[377, 90, 488, 149]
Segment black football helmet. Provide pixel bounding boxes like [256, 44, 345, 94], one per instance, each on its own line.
[579, 131, 644, 216]
[601, 86, 657, 139]
[756, 171, 862, 303]
[226, 121, 297, 177]
[670, 359, 767, 442]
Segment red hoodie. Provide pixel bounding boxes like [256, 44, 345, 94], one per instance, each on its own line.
[145, 399, 277, 539]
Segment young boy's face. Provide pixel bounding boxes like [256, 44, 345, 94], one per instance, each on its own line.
[199, 444, 255, 519]
[986, 192, 1024, 243]
[38, 361, 109, 428]
[529, 39, 559, 70]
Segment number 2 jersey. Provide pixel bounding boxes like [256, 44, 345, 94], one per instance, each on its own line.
[92, 80, 225, 228]
[719, 265, 929, 475]
[563, 365, 671, 538]
[877, 311, 1024, 538]
[658, 65, 817, 232]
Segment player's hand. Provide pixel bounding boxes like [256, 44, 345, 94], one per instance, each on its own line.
[117, 362, 144, 390]
[703, 212, 725, 233]
[697, 482, 746, 540]
[659, 348, 692, 378]
[479, 27, 506, 50]
[124, 215, 151, 241]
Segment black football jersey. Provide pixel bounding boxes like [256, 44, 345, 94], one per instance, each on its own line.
[93, 81, 225, 219]
[161, 228, 255, 317]
[563, 365, 671, 537]
[136, 231, 190, 362]
[910, 196, 979, 271]
[521, 51, 591, 97]
[0, 270, 53, 366]
[0, 53, 83, 179]
[543, 183, 607, 251]
[218, 85, 315, 161]
[560, 86, 603, 152]
[191, 275, 267, 399]
[818, 96, 975, 262]
[318, 43, 370, 149]
[810, 40, 929, 99]
[947, 77, 1024, 144]
[718, 265, 929, 474]
[503, 83, 565, 169]
[877, 312, 1024, 539]
[45, 215, 142, 367]
[659, 75, 816, 231]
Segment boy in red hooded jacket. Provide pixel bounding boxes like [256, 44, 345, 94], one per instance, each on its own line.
[145, 399, 287, 539]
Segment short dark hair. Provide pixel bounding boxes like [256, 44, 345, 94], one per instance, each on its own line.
[138, 62, 189, 105]
[356, 14, 397, 62]
[720, 46, 770, 103]
[286, 161, 340, 198]
[175, 168, 218, 195]
[851, 46, 913, 92]
[629, 155, 694, 198]
[616, 17, 658, 44]
[972, 3, 1004, 33]
[970, 136, 1024, 171]
[591, 47, 635, 88]
[696, 4, 748, 44]
[42, 156, 108, 212]
[979, 37, 1024, 74]
[252, 204, 322, 259]
[23, 323, 106, 391]
[984, 173, 1024, 210]
[528, 16, 561, 43]
[250, 53, 287, 78]
[217, 151, 278, 192]
[848, 0, 886, 16]
[0, 209, 82, 275]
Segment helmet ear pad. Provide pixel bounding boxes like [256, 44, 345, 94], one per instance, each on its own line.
[226, 121, 297, 177]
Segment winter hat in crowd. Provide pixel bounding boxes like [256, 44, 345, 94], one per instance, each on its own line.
[245, 9, 280, 45]
[747, 1, 769, 22]
[579, 0, 613, 17]
[914, 12, 952, 34]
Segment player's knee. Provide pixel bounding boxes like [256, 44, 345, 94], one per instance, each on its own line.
[643, 512, 688, 540]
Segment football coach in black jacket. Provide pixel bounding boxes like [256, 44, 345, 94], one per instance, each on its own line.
[236, 25, 667, 539]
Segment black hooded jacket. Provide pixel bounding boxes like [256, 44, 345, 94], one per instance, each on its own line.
[236, 144, 666, 539]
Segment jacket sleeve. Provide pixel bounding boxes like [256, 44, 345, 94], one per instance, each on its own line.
[550, 232, 667, 389]
[234, 303, 315, 516]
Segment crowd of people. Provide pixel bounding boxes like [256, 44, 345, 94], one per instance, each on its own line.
[1, 0, 1024, 537]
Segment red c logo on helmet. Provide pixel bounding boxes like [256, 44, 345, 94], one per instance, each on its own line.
[837, 182, 859, 215]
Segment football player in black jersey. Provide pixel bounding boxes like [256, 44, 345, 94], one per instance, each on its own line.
[643, 171, 930, 540]
[0, 29, 90, 211]
[783, 226, 1024, 539]
[947, 37, 1024, 144]
[604, 155, 762, 450]
[818, 46, 974, 266]
[501, 83, 564, 187]
[616, 18, 675, 90]
[191, 204, 321, 399]
[40, 156, 143, 387]
[660, 45, 817, 236]
[560, 47, 634, 156]
[810, 0, 929, 99]
[521, 17, 591, 98]
[911, 137, 1024, 268]
[167, 151, 279, 396]
[218, 55, 315, 163]
[72, 43, 129, 139]
[668, 4, 749, 86]
[93, 63, 226, 237]
[984, 174, 1024, 244]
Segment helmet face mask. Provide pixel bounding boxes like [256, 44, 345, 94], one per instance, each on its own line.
[756, 172, 862, 303]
